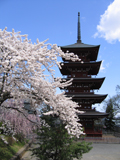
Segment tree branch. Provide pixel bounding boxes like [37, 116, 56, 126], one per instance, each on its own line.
[1, 105, 41, 127]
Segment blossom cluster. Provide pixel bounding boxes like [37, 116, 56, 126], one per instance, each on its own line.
[0, 106, 40, 137]
[0, 120, 15, 136]
[0, 28, 83, 137]
[0, 134, 18, 145]
[0, 135, 8, 145]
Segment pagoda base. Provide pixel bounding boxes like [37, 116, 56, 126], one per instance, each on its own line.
[85, 130, 102, 137]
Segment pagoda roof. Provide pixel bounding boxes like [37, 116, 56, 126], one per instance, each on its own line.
[62, 77, 105, 89]
[77, 109, 108, 118]
[60, 61, 102, 75]
[60, 42, 100, 49]
[61, 45, 100, 62]
[65, 93, 107, 104]
[63, 77, 105, 81]
[66, 93, 107, 98]
[60, 12, 100, 61]
[61, 61, 101, 65]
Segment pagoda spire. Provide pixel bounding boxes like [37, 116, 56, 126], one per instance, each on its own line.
[77, 12, 82, 43]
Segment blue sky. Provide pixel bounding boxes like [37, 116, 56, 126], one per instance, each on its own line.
[1, 0, 120, 112]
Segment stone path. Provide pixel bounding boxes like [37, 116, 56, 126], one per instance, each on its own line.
[21, 144, 38, 160]
[21, 143, 120, 160]
[82, 143, 120, 160]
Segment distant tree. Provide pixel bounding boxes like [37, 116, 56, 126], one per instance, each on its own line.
[104, 85, 120, 116]
[104, 98, 115, 131]
[103, 84, 120, 130]
[112, 85, 120, 115]
[0, 108, 38, 138]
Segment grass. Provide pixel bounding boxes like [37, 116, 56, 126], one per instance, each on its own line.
[10, 141, 25, 152]
[0, 135, 26, 160]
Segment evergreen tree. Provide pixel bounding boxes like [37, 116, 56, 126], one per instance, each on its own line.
[104, 98, 115, 131]
[32, 113, 92, 160]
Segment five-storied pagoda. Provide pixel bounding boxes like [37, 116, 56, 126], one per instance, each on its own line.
[59, 12, 108, 137]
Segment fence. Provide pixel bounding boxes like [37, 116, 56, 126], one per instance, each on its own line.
[102, 131, 120, 138]
[79, 136, 120, 144]
[102, 126, 120, 138]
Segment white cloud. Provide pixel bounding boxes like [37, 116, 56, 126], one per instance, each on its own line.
[94, 0, 120, 43]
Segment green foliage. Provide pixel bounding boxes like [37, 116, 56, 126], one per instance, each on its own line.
[7, 136, 15, 145]
[0, 138, 16, 160]
[104, 98, 115, 131]
[11, 141, 25, 153]
[69, 141, 92, 159]
[0, 135, 25, 160]
[32, 115, 92, 160]
[15, 132, 25, 142]
[0, 121, 3, 134]
[0, 121, 3, 127]
[105, 85, 120, 116]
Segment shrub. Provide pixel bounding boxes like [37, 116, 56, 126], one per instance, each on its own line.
[15, 132, 25, 142]
[7, 137, 15, 146]
[0, 138, 16, 160]
[0, 120, 15, 136]
[32, 115, 92, 160]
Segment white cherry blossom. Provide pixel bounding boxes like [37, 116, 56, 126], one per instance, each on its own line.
[0, 28, 83, 137]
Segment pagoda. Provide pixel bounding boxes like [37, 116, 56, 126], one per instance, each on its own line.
[59, 12, 108, 137]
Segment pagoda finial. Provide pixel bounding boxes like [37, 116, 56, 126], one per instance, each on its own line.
[77, 12, 81, 43]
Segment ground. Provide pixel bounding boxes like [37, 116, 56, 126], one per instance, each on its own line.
[21, 142, 120, 160]
[82, 143, 120, 160]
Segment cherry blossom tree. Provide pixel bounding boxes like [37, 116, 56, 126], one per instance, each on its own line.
[0, 28, 84, 137]
[0, 108, 38, 137]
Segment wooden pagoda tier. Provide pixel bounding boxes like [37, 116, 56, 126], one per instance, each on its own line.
[77, 109, 108, 137]
[61, 43, 100, 62]
[59, 12, 108, 137]
[60, 61, 102, 76]
[65, 93, 107, 104]
[77, 109, 108, 118]
[61, 77, 105, 90]
[64, 93, 107, 109]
